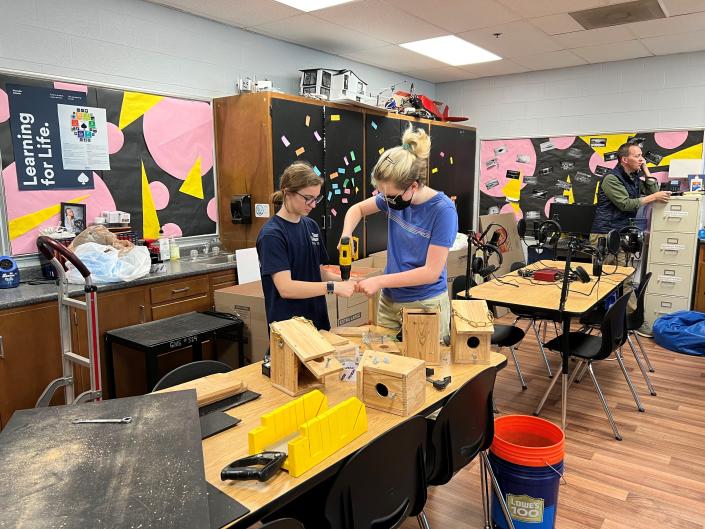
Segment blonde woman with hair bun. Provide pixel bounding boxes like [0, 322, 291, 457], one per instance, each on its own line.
[257, 161, 355, 334]
[341, 125, 458, 341]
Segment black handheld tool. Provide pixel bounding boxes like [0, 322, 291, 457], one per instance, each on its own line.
[220, 451, 286, 482]
[425, 368, 451, 390]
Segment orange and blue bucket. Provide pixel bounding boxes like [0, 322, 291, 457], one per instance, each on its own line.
[489, 415, 565, 529]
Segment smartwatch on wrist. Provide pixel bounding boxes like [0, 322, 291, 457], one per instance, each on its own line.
[326, 281, 335, 295]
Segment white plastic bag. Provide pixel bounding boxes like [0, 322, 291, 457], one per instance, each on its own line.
[65, 242, 151, 284]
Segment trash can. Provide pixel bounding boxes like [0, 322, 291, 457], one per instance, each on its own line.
[489, 415, 565, 529]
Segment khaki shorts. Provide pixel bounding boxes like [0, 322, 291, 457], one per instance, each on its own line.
[376, 291, 451, 344]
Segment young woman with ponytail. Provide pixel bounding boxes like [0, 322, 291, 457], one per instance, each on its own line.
[257, 161, 355, 332]
[340, 126, 458, 341]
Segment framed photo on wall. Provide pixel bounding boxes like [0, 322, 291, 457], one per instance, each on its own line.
[61, 202, 86, 234]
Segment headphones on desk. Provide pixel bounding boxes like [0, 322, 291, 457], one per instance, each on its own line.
[607, 224, 643, 256]
[536, 219, 562, 247]
[571, 265, 591, 283]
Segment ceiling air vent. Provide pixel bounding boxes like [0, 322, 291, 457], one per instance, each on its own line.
[569, 0, 665, 30]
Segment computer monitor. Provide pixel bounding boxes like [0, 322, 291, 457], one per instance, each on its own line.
[549, 203, 596, 235]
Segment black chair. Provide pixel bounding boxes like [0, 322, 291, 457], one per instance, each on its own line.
[260, 519, 305, 529]
[421, 368, 515, 529]
[452, 275, 528, 390]
[534, 292, 633, 440]
[324, 415, 428, 529]
[579, 273, 656, 396]
[151, 360, 233, 392]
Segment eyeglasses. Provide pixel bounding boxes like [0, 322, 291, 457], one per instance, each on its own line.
[293, 191, 324, 206]
[383, 185, 411, 205]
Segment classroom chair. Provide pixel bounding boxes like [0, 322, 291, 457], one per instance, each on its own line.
[421, 368, 516, 529]
[323, 415, 428, 529]
[535, 292, 633, 440]
[151, 360, 233, 392]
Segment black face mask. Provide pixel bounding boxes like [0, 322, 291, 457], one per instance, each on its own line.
[386, 185, 414, 211]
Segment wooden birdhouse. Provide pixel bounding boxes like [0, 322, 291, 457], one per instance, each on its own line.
[270, 317, 343, 396]
[450, 300, 494, 364]
[356, 350, 425, 416]
[402, 307, 441, 365]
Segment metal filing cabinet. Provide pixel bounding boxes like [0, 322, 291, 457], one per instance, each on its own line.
[644, 195, 704, 331]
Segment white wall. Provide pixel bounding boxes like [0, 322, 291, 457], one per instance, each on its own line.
[0, 0, 435, 100]
[437, 51, 705, 140]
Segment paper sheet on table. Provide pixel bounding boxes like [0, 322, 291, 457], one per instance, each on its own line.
[236, 247, 261, 284]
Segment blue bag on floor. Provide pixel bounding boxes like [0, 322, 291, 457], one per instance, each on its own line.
[653, 310, 705, 357]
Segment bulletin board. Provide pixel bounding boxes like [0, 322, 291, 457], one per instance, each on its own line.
[478, 130, 704, 222]
[0, 71, 216, 255]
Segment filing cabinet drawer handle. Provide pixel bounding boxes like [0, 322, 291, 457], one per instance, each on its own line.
[171, 287, 191, 294]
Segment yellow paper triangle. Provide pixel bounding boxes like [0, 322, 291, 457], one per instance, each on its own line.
[119, 91, 164, 129]
[9, 194, 90, 240]
[179, 156, 204, 199]
[578, 133, 633, 158]
[502, 174, 522, 202]
[657, 143, 704, 167]
[563, 174, 574, 204]
[142, 161, 161, 239]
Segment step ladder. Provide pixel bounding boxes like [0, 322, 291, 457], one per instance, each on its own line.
[36, 236, 102, 406]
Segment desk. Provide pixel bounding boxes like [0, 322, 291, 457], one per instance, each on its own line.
[466, 260, 634, 430]
[201, 327, 507, 528]
[105, 311, 244, 398]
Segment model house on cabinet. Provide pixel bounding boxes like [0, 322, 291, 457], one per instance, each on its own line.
[299, 68, 373, 103]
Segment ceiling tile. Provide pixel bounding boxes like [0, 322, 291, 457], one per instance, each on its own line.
[250, 13, 388, 55]
[495, 0, 612, 18]
[659, 0, 705, 16]
[572, 39, 652, 63]
[459, 59, 529, 77]
[641, 29, 705, 54]
[458, 21, 562, 58]
[512, 50, 587, 70]
[342, 44, 447, 71]
[529, 14, 585, 35]
[384, 0, 521, 33]
[553, 25, 637, 48]
[312, 0, 446, 44]
[401, 66, 476, 83]
[628, 11, 705, 38]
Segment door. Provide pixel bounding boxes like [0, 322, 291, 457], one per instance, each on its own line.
[429, 124, 476, 233]
[323, 107, 364, 261]
[271, 98, 325, 230]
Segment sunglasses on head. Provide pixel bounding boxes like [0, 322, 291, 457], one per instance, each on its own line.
[293, 190, 324, 206]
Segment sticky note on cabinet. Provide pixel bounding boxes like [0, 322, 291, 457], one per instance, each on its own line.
[432, 167, 438, 174]
[344, 188, 351, 195]
[371, 121, 378, 130]
[378, 147, 385, 155]
[335, 189, 341, 195]
[295, 147, 305, 156]
[440, 152, 445, 157]
[314, 131, 321, 142]
[313, 166, 321, 176]
[354, 165, 361, 173]
[350, 151, 356, 161]
[305, 115, 310, 127]
[330, 172, 338, 179]
[355, 186, 359, 194]
[332, 183, 339, 189]
[450, 157, 454, 165]
[338, 168, 346, 174]
[331, 114, 340, 121]
[327, 191, 332, 201]
[343, 178, 349, 187]
[342, 198, 348, 204]
[331, 208, 337, 216]
[281, 135, 290, 147]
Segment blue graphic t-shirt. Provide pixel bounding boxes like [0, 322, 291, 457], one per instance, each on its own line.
[375, 191, 458, 302]
[256, 215, 330, 330]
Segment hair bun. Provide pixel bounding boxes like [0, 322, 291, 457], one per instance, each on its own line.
[401, 125, 431, 160]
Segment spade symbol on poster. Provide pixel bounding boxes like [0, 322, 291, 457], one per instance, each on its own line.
[77, 172, 90, 186]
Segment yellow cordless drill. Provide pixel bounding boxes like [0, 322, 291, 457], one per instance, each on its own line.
[338, 236, 359, 281]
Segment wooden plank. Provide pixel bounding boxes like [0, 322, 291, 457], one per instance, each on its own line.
[153, 371, 246, 406]
[451, 300, 494, 334]
[319, 330, 349, 346]
[271, 318, 334, 362]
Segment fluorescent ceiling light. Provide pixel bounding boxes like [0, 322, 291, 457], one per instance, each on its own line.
[273, 0, 355, 12]
[400, 35, 502, 66]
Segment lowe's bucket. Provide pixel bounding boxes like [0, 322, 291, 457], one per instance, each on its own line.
[489, 415, 565, 529]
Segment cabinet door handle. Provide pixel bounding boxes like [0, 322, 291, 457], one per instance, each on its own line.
[328, 215, 332, 228]
[139, 305, 145, 323]
[321, 215, 326, 229]
[171, 287, 190, 294]
[0, 336, 4, 359]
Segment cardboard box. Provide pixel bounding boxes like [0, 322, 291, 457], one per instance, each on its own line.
[322, 265, 383, 327]
[214, 281, 269, 364]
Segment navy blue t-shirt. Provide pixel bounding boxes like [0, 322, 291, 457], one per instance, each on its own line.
[256, 215, 331, 330]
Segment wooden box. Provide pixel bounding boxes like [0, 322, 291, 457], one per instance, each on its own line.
[402, 307, 441, 365]
[356, 350, 426, 416]
[450, 300, 494, 364]
[270, 317, 343, 396]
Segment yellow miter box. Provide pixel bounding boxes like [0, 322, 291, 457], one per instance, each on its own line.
[248, 389, 368, 477]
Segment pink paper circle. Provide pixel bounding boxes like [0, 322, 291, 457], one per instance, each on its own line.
[143, 98, 214, 180]
[654, 131, 688, 150]
[500, 202, 522, 220]
[549, 136, 576, 150]
[588, 151, 618, 175]
[479, 139, 536, 198]
[162, 223, 182, 237]
[544, 197, 556, 218]
[107, 122, 124, 154]
[3, 163, 116, 255]
[149, 181, 170, 210]
[0, 89, 9, 123]
[207, 198, 218, 222]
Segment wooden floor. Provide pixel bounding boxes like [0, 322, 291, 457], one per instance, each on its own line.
[401, 316, 705, 529]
